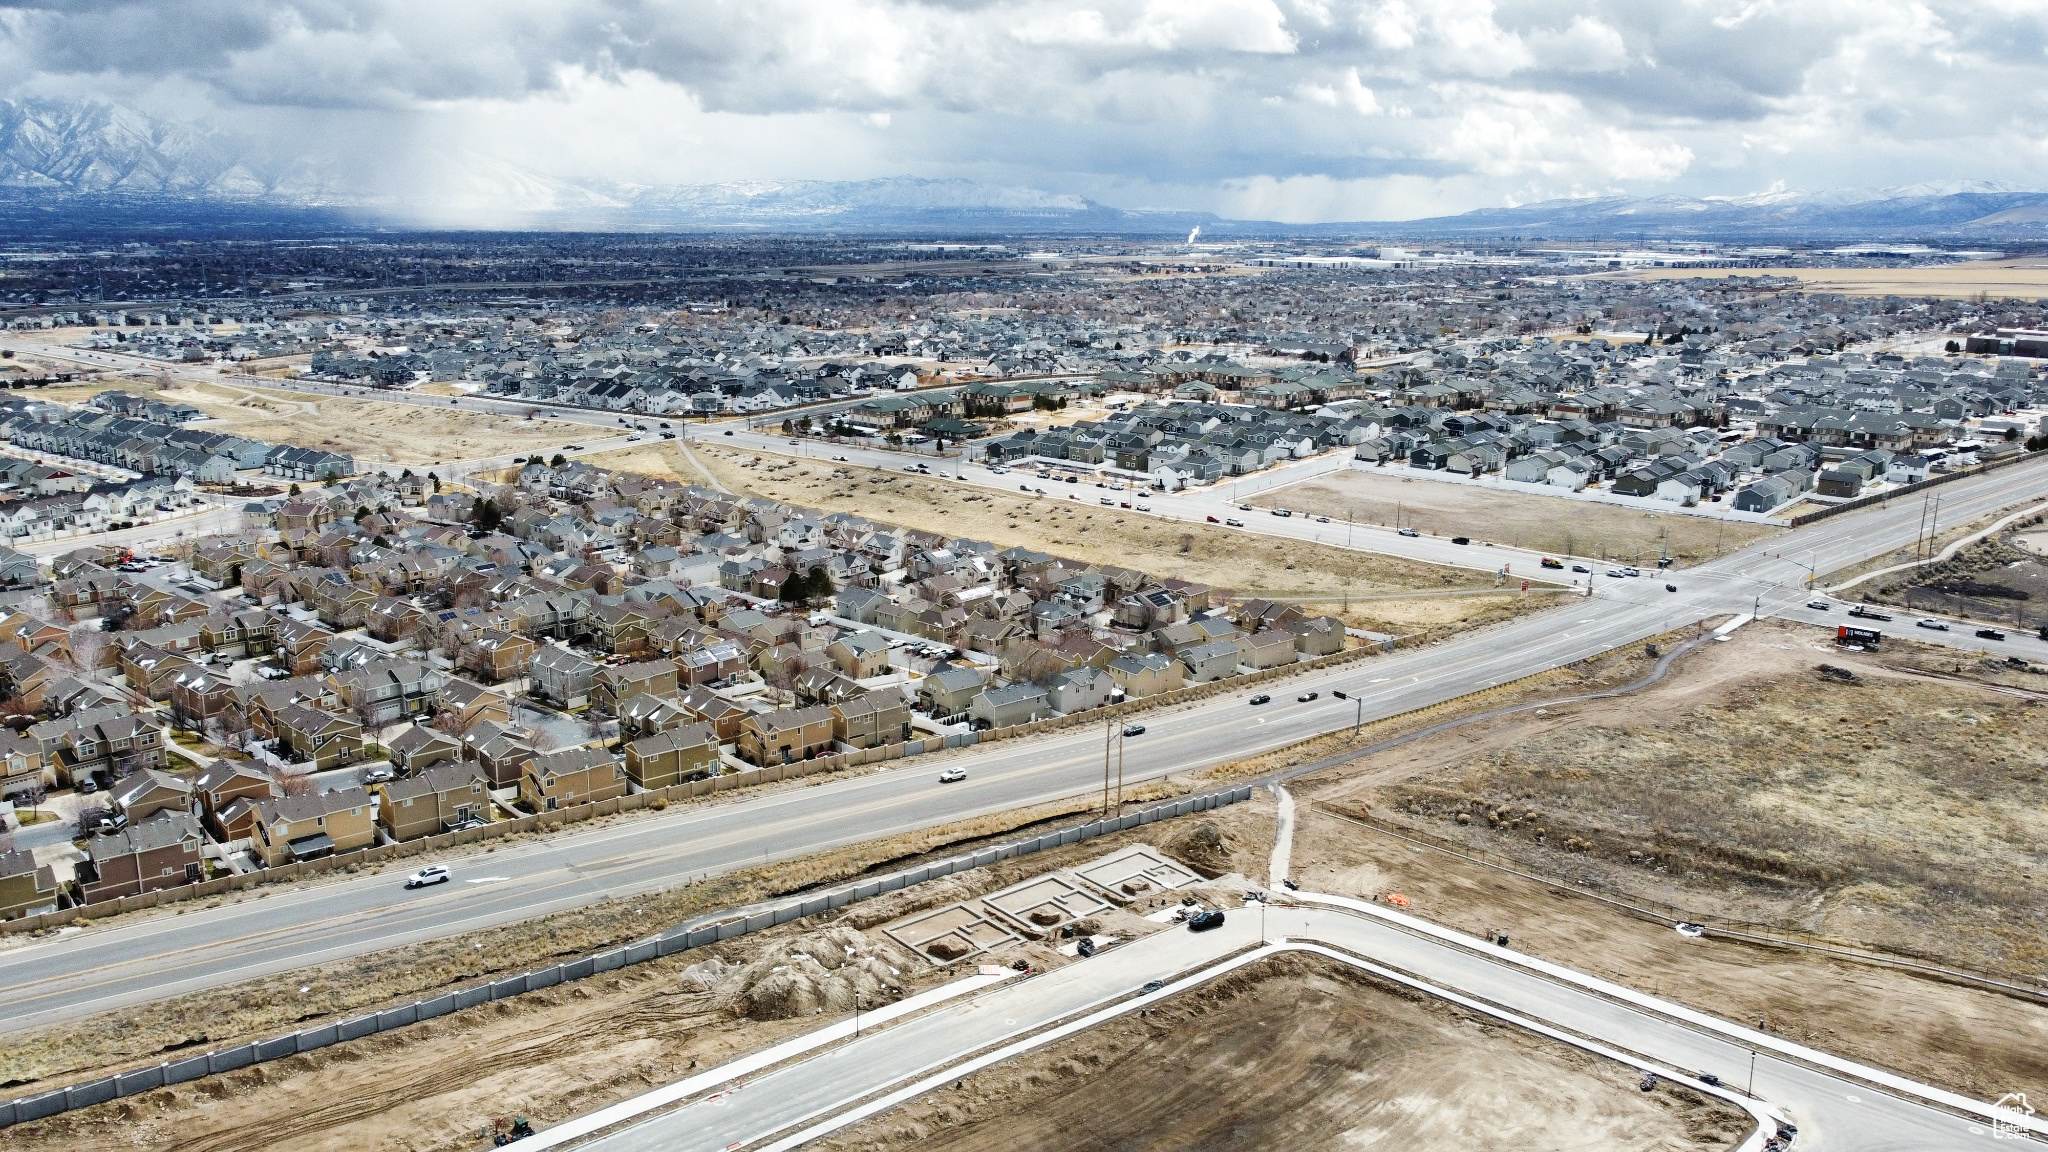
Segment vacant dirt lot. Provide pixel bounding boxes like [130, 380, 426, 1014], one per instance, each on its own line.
[3, 802, 1276, 1152]
[1250, 470, 1777, 565]
[813, 953, 1744, 1152]
[1291, 619, 2048, 1098]
[672, 447, 1510, 603]
[1863, 531, 2048, 632]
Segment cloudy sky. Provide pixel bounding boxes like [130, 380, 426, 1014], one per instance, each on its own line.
[2, 0, 2046, 221]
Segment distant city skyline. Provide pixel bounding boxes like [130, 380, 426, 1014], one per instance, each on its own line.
[0, 1, 2043, 224]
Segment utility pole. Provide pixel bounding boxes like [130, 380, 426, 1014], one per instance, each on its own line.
[1102, 713, 1113, 816]
[1115, 728, 1125, 809]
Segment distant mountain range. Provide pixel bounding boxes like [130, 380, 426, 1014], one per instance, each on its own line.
[0, 97, 2045, 239]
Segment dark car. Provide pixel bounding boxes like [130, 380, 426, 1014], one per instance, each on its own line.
[1248, 694, 1271, 705]
[1450, 536, 1470, 545]
[1122, 724, 1146, 737]
[1976, 628, 2007, 641]
[723, 429, 735, 436]
[1571, 563, 1590, 573]
[1186, 910, 1226, 932]
[1296, 691, 1318, 702]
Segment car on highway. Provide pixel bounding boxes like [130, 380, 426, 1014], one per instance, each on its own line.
[1136, 504, 1152, 512]
[563, 443, 583, 451]
[1101, 497, 1115, 505]
[1225, 517, 1244, 526]
[1186, 910, 1226, 932]
[1397, 527, 1420, 537]
[1621, 566, 1641, 577]
[404, 865, 451, 889]
[1239, 504, 1253, 511]
[1297, 691, 1319, 702]
[626, 434, 643, 441]
[723, 429, 735, 435]
[1540, 558, 1563, 569]
[1248, 693, 1271, 705]
[1205, 515, 1220, 523]
[1270, 508, 1292, 517]
[1976, 628, 2007, 641]
[1122, 724, 1146, 737]
[1848, 606, 1893, 621]
[1314, 516, 1329, 523]
[1916, 618, 1950, 631]
[1571, 563, 1590, 573]
[1807, 600, 1830, 611]
[1450, 536, 1470, 545]
[1606, 568, 1627, 578]
[660, 431, 676, 439]
[937, 767, 967, 783]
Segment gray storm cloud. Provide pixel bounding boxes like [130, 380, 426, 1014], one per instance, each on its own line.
[0, 0, 2042, 221]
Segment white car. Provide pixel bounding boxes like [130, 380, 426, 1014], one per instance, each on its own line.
[1916, 618, 1950, 631]
[937, 768, 967, 783]
[404, 865, 451, 889]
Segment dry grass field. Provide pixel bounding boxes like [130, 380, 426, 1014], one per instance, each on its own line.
[1315, 622, 2048, 976]
[639, 446, 1522, 608]
[812, 954, 1743, 1152]
[1251, 470, 1778, 565]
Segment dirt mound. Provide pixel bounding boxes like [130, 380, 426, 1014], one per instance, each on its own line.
[714, 927, 915, 1021]
[1154, 822, 1239, 878]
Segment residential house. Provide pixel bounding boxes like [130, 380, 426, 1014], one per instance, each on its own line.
[737, 705, 835, 766]
[252, 787, 375, 865]
[529, 646, 599, 710]
[520, 746, 628, 811]
[110, 768, 193, 823]
[78, 812, 204, 901]
[273, 703, 365, 769]
[829, 686, 913, 749]
[376, 761, 489, 840]
[0, 847, 58, 919]
[968, 682, 1050, 729]
[622, 723, 719, 789]
[1107, 651, 1184, 698]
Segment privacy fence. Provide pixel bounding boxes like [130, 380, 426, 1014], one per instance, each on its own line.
[0, 784, 1255, 1130]
[1785, 449, 2040, 528]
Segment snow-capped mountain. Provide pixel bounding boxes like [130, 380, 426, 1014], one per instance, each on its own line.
[1358, 184, 2048, 238]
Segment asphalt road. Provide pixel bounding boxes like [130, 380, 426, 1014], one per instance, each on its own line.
[574, 903, 2017, 1152]
[3, 454, 2045, 1032]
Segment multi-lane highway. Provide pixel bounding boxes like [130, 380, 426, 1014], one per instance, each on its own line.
[3, 452, 2045, 1033]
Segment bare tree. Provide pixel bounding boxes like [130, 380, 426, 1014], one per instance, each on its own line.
[16, 780, 46, 819]
[74, 803, 112, 838]
[278, 770, 315, 797]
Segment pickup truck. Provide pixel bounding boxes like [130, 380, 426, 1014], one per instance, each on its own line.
[1847, 606, 1894, 621]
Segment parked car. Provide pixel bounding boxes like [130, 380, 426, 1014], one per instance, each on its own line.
[1248, 694, 1271, 705]
[1975, 628, 2007, 641]
[362, 765, 395, 783]
[96, 811, 128, 834]
[1916, 618, 1950, 631]
[404, 865, 451, 889]
[1186, 910, 1226, 932]
[937, 767, 967, 783]
[1122, 724, 1146, 737]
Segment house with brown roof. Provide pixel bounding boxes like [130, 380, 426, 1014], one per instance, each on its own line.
[678, 686, 750, 743]
[194, 761, 279, 839]
[623, 723, 719, 789]
[388, 724, 463, 775]
[376, 761, 489, 840]
[120, 644, 198, 702]
[78, 812, 205, 901]
[0, 729, 46, 799]
[738, 705, 834, 766]
[593, 658, 679, 716]
[830, 686, 913, 749]
[0, 847, 58, 920]
[520, 746, 627, 811]
[461, 720, 538, 787]
[434, 679, 514, 734]
[458, 629, 536, 684]
[110, 767, 193, 823]
[332, 657, 444, 726]
[252, 787, 375, 865]
[274, 703, 364, 769]
[528, 646, 598, 710]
